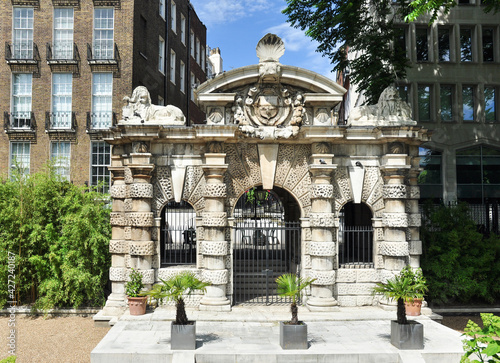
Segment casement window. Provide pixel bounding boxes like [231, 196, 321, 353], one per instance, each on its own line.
[418, 147, 443, 200]
[190, 72, 195, 100]
[482, 27, 494, 62]
[484, 87, 497, 123]
[91, 73, 113, 129]
[190, 30, 194, 57]
[170, 50, 176, 84]
[90, 141, 111, 193]
[171, 1, 176, 32]
[52, 73, 73, 128]
[51, 142, 71, 181]
[12, 73, 32, 129]
[201, 46, 206, 71]
[159, 37, 165, 73]
[93, 8, 114, 59]
[438, 27, 450, 62]
[13, 7, 34, 59]
[10, 142, 30, 176]
[180, 61, 185, 93]
[417, 85, 431, 121]
[460, 27, 473, 62]
[196, 38, 200, 64]
[440, 85, 453, 122]
[180, 15, 186, 45]
[53, 8, 74, 59]
[416, 27, 429, 62]
[159, 0, 165, 19]
[462, 86, 475, 122]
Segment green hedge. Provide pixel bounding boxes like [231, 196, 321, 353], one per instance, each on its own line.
[0, 167, 111, 311]
[420, 202, 500, 305]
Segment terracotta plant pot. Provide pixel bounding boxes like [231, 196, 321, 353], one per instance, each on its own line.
[405, 298, 422, 316]
[128, 296, 148, 315]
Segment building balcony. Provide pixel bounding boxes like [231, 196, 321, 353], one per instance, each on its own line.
[4, 111, 37, 140]
[86, 112, 117, 134]
[5, 42, 41, 75]
[87, 42, 120, 76]
[46, 111, 77, 131]
[47, 42, 80, 75]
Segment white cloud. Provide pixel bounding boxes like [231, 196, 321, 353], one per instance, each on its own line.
[190, 0, 271, 26]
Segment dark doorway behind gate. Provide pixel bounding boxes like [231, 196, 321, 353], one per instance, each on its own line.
[233, 186, 301, 305]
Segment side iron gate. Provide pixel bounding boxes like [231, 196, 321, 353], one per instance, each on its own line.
[232, 188, 301, 305]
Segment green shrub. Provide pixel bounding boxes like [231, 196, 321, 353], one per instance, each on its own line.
[0, 356, 16, 363]
[461, 313, 500, 363]
[0, 166, 111, 310]
[420, 203, 500, 305]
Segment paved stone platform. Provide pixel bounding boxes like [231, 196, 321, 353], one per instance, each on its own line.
[91, 306, 464, 363]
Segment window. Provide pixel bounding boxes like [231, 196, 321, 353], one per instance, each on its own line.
[10, 142, 30, 176]
[13, 7, 34, 59]
[180, 15, 186, 45]
[417, 85, 431, 121]
[180, 61, 185, 93]
[416, 28, 429, 62]
[196, 38, 200, 64]
[52, 73, 73, 128]
[51, 142, 70, 181]
[12, 73, 32, 129]
[482, 27, 494, 62]
[418, 147, 443, 200]
[485, 87, 497, 122]
[460, 28, 472, 62]
[171, 1, 176, 32]
[91, 73, 113, 129]
[394, 27, 407, 59]
[440, 85, 453, 122]
[159, 37, 165, 73]
[456, 146, 500, 202]
[170, 50, 176, 84]
[53, 8, 74, 59]
[462, 86, 475, 122]
[91, 142, 111, 193]
[159, 0, 165, 19]
[397, 85, 409, 103]
[158, 96, 164, 106]
[93, 8, 114, 59]
[190, 30, 194, 57]
[190, 72, 195, 100]
[201, 46, 206, 71]
[438, 27, 450, 62]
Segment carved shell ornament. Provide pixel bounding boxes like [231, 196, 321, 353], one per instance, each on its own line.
[207, 107, 223, 124]
[256, 33, 285, 63]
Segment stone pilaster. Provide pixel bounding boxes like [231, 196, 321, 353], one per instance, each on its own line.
[406, 153, 422, 268]
[380, 154, 411, 271]
[199, 149, 231, 311]
[306, 150, 339, 311]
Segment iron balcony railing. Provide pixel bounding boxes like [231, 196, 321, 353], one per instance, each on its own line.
[5, 41, 40, 61]
[46, 42, 79, 62]
[86, 111, 116, 132]
[45, 111, 76, 131]
[87, 42, 118, 62]
[4, 111, 36, 131]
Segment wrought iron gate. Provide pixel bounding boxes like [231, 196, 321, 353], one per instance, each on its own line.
[232, 188, 301, 305]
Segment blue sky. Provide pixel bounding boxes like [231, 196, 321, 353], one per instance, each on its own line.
[190, 0, 336, 79]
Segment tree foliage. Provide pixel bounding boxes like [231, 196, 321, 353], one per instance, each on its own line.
[420, 203, 500, 305]
[283, 0, 499, 104]
[0, 166, 111, 311]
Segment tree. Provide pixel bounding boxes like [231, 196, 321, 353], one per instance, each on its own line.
[283, 0, 411, 105]
[283, 0, 500, 104]
[0, 165, 111, 310]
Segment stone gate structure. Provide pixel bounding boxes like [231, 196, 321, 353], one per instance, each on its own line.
[97, 34, 430, 320]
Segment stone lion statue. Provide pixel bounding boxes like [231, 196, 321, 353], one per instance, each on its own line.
[347, 86, 414, 126]
[122, 86, 186, 125]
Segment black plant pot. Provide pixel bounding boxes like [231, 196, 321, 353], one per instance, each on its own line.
[279, 321, 308, 350]
[171, 321, 196, 350]
[390, 320, 424, 349]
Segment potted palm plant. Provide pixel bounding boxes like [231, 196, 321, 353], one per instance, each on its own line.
[276, 273, 316, 349]
[400, 266, 427, 316]
[373, 265, 428, 349]
[125, 268, 148, 316]
[145, 271, 210, 350]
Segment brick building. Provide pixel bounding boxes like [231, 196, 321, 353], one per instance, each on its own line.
[1, 0, 207, 189]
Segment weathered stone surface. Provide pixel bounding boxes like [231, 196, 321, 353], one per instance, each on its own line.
[128, 212, 154, 227]
[383, 184, 407, 199]
[157, 268, 201, 281]
[308, 241, 336, 256]
[110, 212, 128, 227]
[310, 184, 334, 199]
[109, 240, 128, 254]
[109, 267, 127, 282]
[336, 283, 376, 295]
[129, 241, 155, 256]
[383, 213, 409, 228]
[203, 184, 227, 198]
[407, 213, 422, 227]
[201, 241, 229, 256]
[110, 184, 129, 199]
[130, 183, 154, 198]
[202, 212, 227, 227]
[310, 213, 337, 228]
[379, 241, 409, 256]
[201, 269, 229, 285]
[308, 270, 336, 285]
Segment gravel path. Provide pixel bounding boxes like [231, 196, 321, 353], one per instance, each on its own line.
[0, 314, 482, 362]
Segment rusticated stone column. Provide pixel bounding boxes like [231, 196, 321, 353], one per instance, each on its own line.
[199, 144, 231, 311]
[306, 146, 339, 311]
[380, 150, 411, 272]
[407, 152, 423, 268]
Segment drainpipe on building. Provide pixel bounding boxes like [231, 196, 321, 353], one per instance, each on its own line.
[164, 0, 169, 106]
[186, 1, 192, 126]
